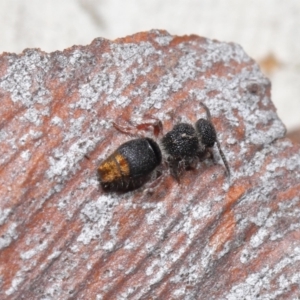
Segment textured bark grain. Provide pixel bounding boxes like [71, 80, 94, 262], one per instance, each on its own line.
[0, 30, 300, 299]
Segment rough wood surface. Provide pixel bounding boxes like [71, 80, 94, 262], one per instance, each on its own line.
[0, 30, 300, 300]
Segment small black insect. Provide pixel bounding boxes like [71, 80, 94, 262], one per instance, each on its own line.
[161, 102, 230, 180]
[98, 138, 162, 191]
[98, 103, 229, 192]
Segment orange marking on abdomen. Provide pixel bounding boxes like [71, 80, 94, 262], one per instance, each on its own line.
[114, 153, 130, 177]
[98, 155, 122, 183]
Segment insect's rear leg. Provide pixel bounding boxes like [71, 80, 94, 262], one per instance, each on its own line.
[113, 115, 163, 138]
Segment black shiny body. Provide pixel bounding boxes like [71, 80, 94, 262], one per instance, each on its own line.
[162, 123, 200, 159]
[118, 138, 162, 180]
[161, 103, 230, 179]
[98, 102, 229, 190]
[98, 138, 162, 191]
[161, 123, 201, 180]
[195, 119, 217, 148]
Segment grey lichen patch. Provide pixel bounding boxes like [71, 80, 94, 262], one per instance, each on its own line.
[248, 117, 285, 145]
[5, 270, 25, 296]
[106, 42, 158, 107]
[50, 116, 64, 127]
[191, 202, 211, 220]
[47, 250, 62, 261]
[20, 150, 32, 161]
[235, 155, 300, 264]
[54, 49, 96, 83]
[226, 248, 300, 299]
[154, 34, 173, 46]
[110, 42, 156, 67]
[260, 149, 300, 186]
[77, 194, 120, 245]
[77, 72, 116, 110]
[168, 245, 215, 297]
[20, 240, 48, 260]
[141, 50, 200, 111]
[47, 137, 98, 184]
[205, 39, 252, 65]
[63, 116, 86, 141]
[46, 137, 96, 181]
[57, 193, 73, 211]
[21, 107, 44, 126]
[250, 228, 269, 248]
[0, 49, 51, 107]
[76, 41, 159, 110]
[46, 117, 103, 182]
[0, 222, 18, 250]
[0, 208, 11, 226]
[145, 202, 166, 225]
[69, 49, 95, 68]
[249, 208, 271, 227]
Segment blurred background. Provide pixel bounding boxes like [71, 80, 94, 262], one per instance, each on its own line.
[1, 0, 299, 141]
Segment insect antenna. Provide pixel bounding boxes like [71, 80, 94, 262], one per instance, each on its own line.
[200, 102, 230, 177]
[215, 139, 230, 177]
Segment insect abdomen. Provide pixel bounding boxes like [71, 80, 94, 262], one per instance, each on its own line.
[98, 138, 162, 191]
